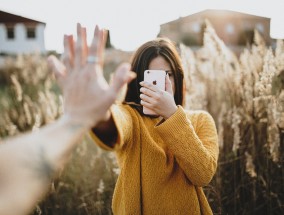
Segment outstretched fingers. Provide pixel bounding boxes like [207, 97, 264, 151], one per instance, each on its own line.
[109, 63, 136, 94]
[74, 23, 88, 69]
[61, 35, 74, 71]
[47, 55, 66, 88]
[88, 25, 106, 66]
[98, 29, 108, 67]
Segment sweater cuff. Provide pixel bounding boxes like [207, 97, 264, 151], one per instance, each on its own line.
[88, 105, 123, 151]
[155, 105, 194, 138]
[88, 130, 115, 151]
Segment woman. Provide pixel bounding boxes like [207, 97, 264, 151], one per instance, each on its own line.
[91, 37, 219, 215]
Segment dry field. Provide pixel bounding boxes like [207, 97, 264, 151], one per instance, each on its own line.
[0, 21, 283, 215]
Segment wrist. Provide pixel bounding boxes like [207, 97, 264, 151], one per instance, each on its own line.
[60, 114, 94, 132]
[163, 106, 178, 120]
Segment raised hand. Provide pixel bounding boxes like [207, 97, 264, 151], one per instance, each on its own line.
[48, 24, 136, 128]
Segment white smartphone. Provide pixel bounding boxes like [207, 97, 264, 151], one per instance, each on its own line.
[143, 70, 166, 115]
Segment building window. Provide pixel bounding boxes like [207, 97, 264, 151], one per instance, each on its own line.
[7, 27, 15, 39]
[192, 22, 201, 33]
[238, 29, 254, 45]
[226, 24, 234, 34]
[256, 23, 264, 33]
[26, 27, 36, 39]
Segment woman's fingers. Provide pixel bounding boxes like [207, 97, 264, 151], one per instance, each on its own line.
[165, 74, 173, 94]
[140, 100, 153, 109]
[139, 85, 163, 99]
[140, 93, 156, 104]
[140, 81, 161, 93]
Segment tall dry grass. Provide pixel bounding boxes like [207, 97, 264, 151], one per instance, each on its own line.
[0, 54, 118, 215]
[181, 20, 283, 214]
[0, 22, 283, 214]
[0, 54, 62, 137]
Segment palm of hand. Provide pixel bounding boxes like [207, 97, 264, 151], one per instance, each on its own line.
[48, 24, 135, 127]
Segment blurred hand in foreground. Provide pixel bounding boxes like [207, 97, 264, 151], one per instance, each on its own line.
[48, 23, 136, 128]
[0, 23, 135, 215]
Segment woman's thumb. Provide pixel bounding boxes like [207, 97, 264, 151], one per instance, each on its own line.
[165, 74, 173, 94]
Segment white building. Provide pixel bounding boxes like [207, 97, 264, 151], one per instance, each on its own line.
[0, 10, 46, 54]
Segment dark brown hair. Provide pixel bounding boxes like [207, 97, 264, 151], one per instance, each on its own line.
[124, 37, 185, 114]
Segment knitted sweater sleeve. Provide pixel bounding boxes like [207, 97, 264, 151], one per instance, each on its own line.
[155, 106, 219, 186]
[89, 104, 133, 151]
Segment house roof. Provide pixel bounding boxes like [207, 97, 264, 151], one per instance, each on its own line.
[161, 9, 270, 26]
[0, 10, 45, 25]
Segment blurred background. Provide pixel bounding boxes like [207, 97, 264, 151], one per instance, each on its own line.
[0, 1, 283, 214]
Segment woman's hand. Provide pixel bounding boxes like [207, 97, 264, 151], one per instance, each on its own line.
[48, 24, 136, 128]
[140, 74, 177, 119]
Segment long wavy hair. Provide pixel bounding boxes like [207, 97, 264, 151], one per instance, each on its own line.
[124, 37, 185, 114]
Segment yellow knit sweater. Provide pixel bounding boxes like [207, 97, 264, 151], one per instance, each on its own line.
[90, 104, 219, 215]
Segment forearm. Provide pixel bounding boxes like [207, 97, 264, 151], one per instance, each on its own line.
[0, 116, 88, 215]
[36, 116, 88, 169]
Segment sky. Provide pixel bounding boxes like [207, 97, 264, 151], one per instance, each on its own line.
[0, 0, 283, 53]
